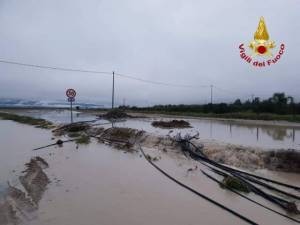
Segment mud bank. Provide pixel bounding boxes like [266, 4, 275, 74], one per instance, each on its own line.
[0, 112, 54, 129]
[0, 157, 49, 225]
[199, 140, 300, 172]
[53, 121, 300, 173]
[151, 120, 191, 129]
[97, 109, 133, 120]
[95, 127, 300, 173]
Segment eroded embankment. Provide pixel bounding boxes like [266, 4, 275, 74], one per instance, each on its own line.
[151, 120, 192, 129]
[97, 126, 300, 173]
[200, 141, 300, 172]
[0, 157, 49, 225]
[53, 122, 300, 173]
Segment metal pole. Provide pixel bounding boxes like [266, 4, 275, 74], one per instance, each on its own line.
[112, 71, 115, 109]
[70, 100, 73, 123]
[210, 85, 213, 105]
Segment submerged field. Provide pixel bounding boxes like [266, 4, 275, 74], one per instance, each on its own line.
[1, 109, 300, 225]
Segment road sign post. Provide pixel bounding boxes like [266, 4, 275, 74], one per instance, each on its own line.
[66, 89, 76, 123]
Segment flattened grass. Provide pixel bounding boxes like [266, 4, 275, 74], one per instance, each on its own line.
[75, 135, 91, 145]
[0, 112, 54, 129]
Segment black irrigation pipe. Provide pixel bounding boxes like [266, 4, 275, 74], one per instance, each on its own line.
[33, 139, 76, 151]
[201, 160, 300, 202]
[175, 136, 300, 213]
[194, 153, 296, 212]
[205, 164, 297, 213]
[138, 144, 258, 225]
[238, 172, 300, 201]
[183, 139, 300, 191]
[201, 170, 300, 224]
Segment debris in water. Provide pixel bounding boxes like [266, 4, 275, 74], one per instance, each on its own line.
[53, 122, 91, 136]
[262, 149, 300, 172]
[187, 165, 198, 172]
[99, 127, 143, 150]
[146, 154, 159, 162]
[152, 120, 191, 129]
[98, 109, 132, 120]
[56, 139, 64, 146]
[220, 176, 250, 193]
[75, 135, 91, 145]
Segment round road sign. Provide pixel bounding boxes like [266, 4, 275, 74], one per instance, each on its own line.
[66, 89, 76, 98]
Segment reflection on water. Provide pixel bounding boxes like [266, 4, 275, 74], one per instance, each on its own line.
[15, 109, 96, 124]
[200, 120, 300, 149]
[115, 118, 300, 150]
[10, 109, 300, 150]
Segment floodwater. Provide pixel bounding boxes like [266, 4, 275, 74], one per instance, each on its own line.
[0, 120, 52, 184]
[11, 109, 300, 150]
[1, 118, 300, 225]
[0, 120, 244, 225]
[114, 118, 300, 150]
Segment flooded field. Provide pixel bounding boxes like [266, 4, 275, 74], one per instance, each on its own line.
[14, 109, 300, 150]
[1, 109, 300, 225]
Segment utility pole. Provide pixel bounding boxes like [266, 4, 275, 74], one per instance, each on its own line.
[70, 100, 73, 123]
[112, 71, 115, 109]
[251, 94, 254, 102]
[210, 85, 213, 105]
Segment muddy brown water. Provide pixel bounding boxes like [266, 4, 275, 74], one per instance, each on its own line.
[114, 118, 300, 150]
[1, 119, 300, 225]
[7, 109, 300, 150]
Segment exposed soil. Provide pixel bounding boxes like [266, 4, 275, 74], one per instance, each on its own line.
[99, 127, 143, 150]
[20, 157, 50, 204]
[54, 121, 300, 173]
[0, 157, 49, 225]
[261, 149, 300, 172]
[52, 122, 91, 136]
[98, 109, 133, 120]
[199, 141, 300, 172]
[151, 120, 191, 129]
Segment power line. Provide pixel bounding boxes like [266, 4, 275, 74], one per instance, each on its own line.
[115, 72, 210, 88]
[0, 59, 210, 89]
[0, 59, 112, 75]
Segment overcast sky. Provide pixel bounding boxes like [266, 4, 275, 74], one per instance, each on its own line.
[0, 0, 299, 106]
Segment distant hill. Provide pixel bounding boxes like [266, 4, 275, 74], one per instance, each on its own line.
[0, 98, 104, 109]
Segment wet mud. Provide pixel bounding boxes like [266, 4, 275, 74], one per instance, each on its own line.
[52, 122, 91, 136]
[200, 141, 300, 172]
[151, 119, 191, 129]
[98, 127, 143, 150]
[0, 157, 49, 225]
[93, 126, 300, 173]
[97, 109, 133, 120]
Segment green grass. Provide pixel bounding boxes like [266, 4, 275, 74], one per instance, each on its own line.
[75, 135, 91, 145]
[131, 110, 300, 123]
[67, 132, 82, 138]
[0, 112, 54, 129]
